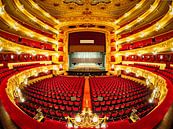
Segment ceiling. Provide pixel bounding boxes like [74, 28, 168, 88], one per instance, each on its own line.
[32, 0, 141, 21]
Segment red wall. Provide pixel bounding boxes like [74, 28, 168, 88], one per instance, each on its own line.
[69, 31, 106, 45]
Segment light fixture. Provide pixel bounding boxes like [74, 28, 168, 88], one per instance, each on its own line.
[16, 49, 22, 55]
[45, 53, 49, 57]
[135, 3, 142, 9]
[11, 22, 19, 31]
[137, 17, 143, 22]
[124, 12, 130, 17]
[139, 32, 147, 38]
[44, 68, 48, 73]
[148, 98, 154, 103]
[14, 87, 25, 102]
[11, 55, 14, 59]
[149, 5, 155, 12]
[169, 5, 173, 15]
[125, 25, 130, 30]
[0, 5, 5, 15]
[33, 3, 39, 9]
[41, 37, 48, 42]
[155, 23, 161, 31]
[137, 53, 142, 56]
[54, 19, 60, 24]
[0, 47, 3, 51]
[53, 66, 58, 70]
[149, 87, 160, 103]
[114, 20, 119, 25]
[125, 53, 129, 57]
[31, 50, 36, 56]
[66, 107, 108, 128]
[126, 37, 133, 43]
[26, 32, 34, 38]
[31, 16, 38, 22]
[19, 5, 25, 12]
[171, 48, 173, 51]
[24, 78, 28, 85]
[146, 79, 150, 85]
[160, 55, 163, 59]
[111, 64, 114, 69]
[44, 24, 49, 30]
[43, 12, 51, 18]
[152, 51, 157, 55]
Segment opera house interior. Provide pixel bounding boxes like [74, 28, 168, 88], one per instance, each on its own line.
[0, 0, 173, 129]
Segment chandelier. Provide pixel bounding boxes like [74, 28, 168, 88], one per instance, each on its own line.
[66, 107, 108, 128]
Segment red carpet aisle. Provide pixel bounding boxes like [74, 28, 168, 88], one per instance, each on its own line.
[82, 77, 92, 110]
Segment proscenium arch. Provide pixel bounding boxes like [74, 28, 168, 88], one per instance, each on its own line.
[61, 27, 112, 72]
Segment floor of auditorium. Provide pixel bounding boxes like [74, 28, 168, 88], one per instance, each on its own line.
[0, 76, 173, 129]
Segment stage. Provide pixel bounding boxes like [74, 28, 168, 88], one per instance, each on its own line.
[67, 70, 107, 76]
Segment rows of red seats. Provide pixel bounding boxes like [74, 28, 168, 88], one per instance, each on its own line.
[122, 54, 173, 64]
[0, 53, 51, 65]
[119, 30, 173, 51]
[125, 64, 160, 72]
[0, 64, 47, 82]
[17, 76, 85, 121]
[121, 70, 146, 80]
[120, 64, 173, 84]
[0, 30, 54, 51]
[89, 76, 155, 122]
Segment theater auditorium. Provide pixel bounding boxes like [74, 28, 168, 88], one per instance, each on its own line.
[0, 0, 173, 129]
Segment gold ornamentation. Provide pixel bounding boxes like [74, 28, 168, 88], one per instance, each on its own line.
[66, 101, 108, 128]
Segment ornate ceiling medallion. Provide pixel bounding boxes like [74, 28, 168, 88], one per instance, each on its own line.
[63, 0, 84, 5]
